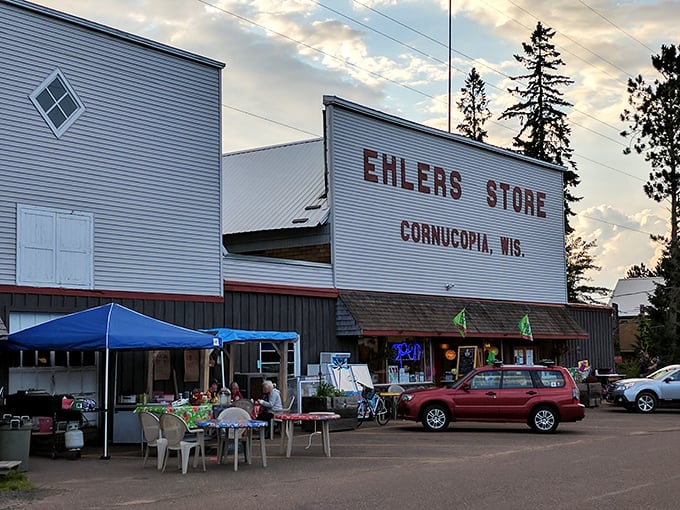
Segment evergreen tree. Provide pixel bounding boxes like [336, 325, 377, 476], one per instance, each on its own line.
[625, 263, 658, 278]
[621, 44, 680, 363]
[565, 234, 609, 303]
[456, 67, 491, 142]
[499, 21, 581, 234]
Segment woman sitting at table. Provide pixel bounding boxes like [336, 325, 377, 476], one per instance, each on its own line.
[256, 380, 282, 423]
[206, 379, 221, 403]
[230, 381, 244, 401]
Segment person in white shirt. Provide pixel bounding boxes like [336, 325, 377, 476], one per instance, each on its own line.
[256, 380, 282, 422]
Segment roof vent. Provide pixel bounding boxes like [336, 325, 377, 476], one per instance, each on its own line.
[292, 218, 309, 224]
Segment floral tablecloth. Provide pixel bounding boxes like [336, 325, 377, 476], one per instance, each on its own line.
[134, 405, 213, 429]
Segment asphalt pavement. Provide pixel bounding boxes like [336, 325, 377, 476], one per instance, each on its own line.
[3, 405, 680, 510]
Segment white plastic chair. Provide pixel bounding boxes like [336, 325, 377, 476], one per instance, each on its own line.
[159, 413, 206, 474]
[271, 395, 295, 439]
[138, 411, 167, 470]
[231, 399, 254, 415]
[217, 407, 251, 467]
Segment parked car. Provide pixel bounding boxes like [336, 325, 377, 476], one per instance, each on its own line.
[396, 361, 585, 433]
[605, 364, 680, 413]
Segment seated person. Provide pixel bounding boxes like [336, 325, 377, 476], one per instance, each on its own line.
[206, 379, 221, 403]
[256, 380, 282, 423]
[230, 381, 244, 401]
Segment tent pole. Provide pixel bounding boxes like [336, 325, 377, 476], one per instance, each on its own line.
[101, 347, 110, 460]
[220, 349, 226, 389]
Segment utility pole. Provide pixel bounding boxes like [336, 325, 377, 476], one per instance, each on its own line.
[448, 0, 452, 132]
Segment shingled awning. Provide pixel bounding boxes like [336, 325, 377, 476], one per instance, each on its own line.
[337, 290, 588, 340]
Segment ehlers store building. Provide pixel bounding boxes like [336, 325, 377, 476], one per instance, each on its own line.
[223, 96, 615, 387]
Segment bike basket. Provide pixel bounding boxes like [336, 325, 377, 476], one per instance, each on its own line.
[361, 387, 375, 400]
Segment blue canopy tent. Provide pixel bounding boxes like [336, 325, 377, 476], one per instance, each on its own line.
[3, 303, 220, 459]
[200, 328, 299, 401]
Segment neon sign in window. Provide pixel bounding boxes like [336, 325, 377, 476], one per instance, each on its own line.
[392, 342, 422, 367]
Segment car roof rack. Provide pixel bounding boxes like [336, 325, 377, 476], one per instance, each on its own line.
[537, 359, 556, 367]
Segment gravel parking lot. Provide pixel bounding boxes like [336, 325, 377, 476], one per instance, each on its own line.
[4, 405, 680, 510]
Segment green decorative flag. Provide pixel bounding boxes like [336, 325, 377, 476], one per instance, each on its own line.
[452, 308, 467, 337]
[518, 314, 533, 341]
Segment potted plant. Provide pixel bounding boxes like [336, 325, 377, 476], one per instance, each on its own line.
[301, 381, 358, 430]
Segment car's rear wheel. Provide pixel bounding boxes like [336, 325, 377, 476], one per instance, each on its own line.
[529, 406, 559, 433]
[422, 404, 449, 432]
[635, 392, 657, 413]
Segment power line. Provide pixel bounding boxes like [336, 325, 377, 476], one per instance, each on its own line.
[578, 214, 662, 237]
[502, 0, 637, 80]
[577, 0, 656, 53]
[222, 104, 319, 138]
[207, 0, 666, 259]
[352, 0, 627, 141]
[213, 0, 639, 180]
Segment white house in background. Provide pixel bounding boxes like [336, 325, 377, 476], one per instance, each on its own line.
[609, 277, 664, 358]
[0, 0, 224, 409]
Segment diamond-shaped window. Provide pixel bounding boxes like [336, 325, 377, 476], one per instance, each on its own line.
[29, 68, 85, 139]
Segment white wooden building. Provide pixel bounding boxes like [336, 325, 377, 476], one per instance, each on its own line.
[0, 0, 224, 410]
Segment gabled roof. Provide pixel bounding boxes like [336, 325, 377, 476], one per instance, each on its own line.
[608, 277, 663, 317]
[222, 139, 328, 234]
[3, 0, 224, 69]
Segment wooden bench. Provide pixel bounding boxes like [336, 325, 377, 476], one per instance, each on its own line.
[0, 461, 22, 474]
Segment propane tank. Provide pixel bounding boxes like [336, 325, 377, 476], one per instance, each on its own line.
[219, 388, 232, 406]
[65, 423, 84, 450]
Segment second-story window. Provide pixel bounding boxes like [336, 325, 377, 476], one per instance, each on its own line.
[29, 68, 85, 138]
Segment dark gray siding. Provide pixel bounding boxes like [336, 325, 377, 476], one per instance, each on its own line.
[565, 304, 617, 371]
[223, 291, 338, 373]
[0, 292, 225, 397]
[0, 289, 340, 393]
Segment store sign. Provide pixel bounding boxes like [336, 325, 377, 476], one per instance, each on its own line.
[325, 97, 568, 304]
[392, 342, 422, 366]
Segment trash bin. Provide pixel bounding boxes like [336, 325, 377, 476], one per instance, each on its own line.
[0, 419, 32, 472]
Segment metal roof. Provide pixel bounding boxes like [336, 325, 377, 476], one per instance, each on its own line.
[608, 277, 663, 317]
[222, 138, 328, 234]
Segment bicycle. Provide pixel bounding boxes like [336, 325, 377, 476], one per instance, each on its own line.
[356, 381, 391, 427]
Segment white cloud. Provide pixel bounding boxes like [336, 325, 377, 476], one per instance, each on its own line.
[573, 204, 667, 293]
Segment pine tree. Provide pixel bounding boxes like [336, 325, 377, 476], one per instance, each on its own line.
[625, 263, 658, 278]
[456, 67, 491, 142]
[621, 44, 680, 363]
[499, 21, 581, 234]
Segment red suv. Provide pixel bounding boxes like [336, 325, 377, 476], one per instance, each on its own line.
[396, 361, 585, 433]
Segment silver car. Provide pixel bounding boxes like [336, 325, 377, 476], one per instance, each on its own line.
[606, 364, 680, 413]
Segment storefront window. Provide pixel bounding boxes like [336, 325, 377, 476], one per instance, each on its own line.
[358, 336, 433, 384]
[513, 347, 535, 365]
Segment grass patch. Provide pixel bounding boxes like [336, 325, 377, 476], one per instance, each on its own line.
[0, 471, 35, 492]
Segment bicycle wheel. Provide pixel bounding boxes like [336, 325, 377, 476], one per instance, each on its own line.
[375, 397, 391, 425]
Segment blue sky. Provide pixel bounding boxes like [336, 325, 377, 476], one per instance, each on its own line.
[33, 0, 680, 300]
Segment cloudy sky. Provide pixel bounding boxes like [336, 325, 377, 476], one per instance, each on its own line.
[33, 0, 680, 300]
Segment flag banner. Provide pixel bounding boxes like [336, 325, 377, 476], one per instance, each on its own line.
[518, 314, 533, 341]
[452, 308, 467, 337]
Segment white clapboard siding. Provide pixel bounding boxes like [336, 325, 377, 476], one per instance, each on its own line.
[0, 1, 224, 296]
[325, 96, 568, 304]
[223, 254, 334, 289]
